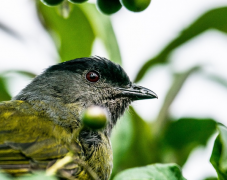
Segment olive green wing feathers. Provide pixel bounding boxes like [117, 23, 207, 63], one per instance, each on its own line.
[0, 100, 69, 174]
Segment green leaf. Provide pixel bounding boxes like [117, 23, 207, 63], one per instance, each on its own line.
[218, 125, 227, 170]
[163, 118, 216, 165]
[210, 124, 227, 180]
[37, 2, 95, 62]
[79, 4, 122, 64]
[111, 107, 155, 178]
[134, 7, 227, 82]
[203, 177, 218, 180]
[19, 172, 57, 180]
[0, 76, 11, 102]
[0, 173, 11, 180]
[113, 163, 186, 180]
[111, 107, 215, 178]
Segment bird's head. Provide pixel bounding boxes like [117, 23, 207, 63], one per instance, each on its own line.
[14, 57, 157, 134]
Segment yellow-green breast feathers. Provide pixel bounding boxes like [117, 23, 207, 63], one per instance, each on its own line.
[0, 100, 113, 179]
[0, 100, 69, 174]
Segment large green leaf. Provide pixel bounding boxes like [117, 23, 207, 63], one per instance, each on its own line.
[134, 7, 227, 82]
[37, 3, 121, 64]
[111, 107, 155, 178]
[163, 118, 216, 165]
[113, 163, 186, 180]
[210, 124, 227, 180]
[111, 114, 216, 178]
[37, 2, 95, 62]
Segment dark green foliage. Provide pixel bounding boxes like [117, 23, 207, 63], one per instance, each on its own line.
[203, 178, 218, 180]
[97, 0, 122, 15]
[0, 76, 11, 101]
[164, 118, 216, 165]
[210, 125, 227, 180]
[165, 118, 216, 149]
[111, 108, 216, 177]
[111, 107, 155, 178]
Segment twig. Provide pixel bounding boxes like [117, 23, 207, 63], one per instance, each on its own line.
[46, 125, 99, 180]
[74, 158, 100, 180]
[46, 152, 74, 176]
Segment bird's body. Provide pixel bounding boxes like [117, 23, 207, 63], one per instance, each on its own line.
[0, 100, 112, 180]
[0, 57, 157, 179]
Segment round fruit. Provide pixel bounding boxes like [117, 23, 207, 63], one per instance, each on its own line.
[68, 0, 88, 4]
[82, 106, 108, 130]
[97, 0, 122, 15]
[41, 0, 64, 6]
[120, 0, 151, 12]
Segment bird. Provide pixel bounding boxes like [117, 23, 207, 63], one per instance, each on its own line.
[0, 56, 157, 180]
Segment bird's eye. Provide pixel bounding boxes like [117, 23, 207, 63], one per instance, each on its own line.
[86, 71, 100, 82]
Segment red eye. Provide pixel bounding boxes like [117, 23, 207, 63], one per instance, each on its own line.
[86, 71, 100, 82]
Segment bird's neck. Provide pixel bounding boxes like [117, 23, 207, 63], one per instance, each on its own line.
[14, 91, 131, 137]
[102, 98, 131, 136]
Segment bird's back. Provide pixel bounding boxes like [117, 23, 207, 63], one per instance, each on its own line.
[0, 100, 69, 175]
[0, 100, 113, 180]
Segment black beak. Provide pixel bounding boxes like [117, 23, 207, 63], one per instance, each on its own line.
[116, 84, 158, 101]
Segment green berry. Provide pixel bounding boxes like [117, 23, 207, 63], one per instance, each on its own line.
[82, 106, 108, 130]
[97, 0, 122, 15]
[40, 0, 64, 6]
[120, 0, 151, 12]
[68, 0, 88, 4]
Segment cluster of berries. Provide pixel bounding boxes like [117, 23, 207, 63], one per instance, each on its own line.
[41, 0, 151, 15]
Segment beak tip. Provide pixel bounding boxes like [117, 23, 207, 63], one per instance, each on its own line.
[150, 91, 158, 99]
[155, 94, 158, 99]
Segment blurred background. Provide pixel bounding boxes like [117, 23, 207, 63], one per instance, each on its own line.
[0, 0, 227, 179]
